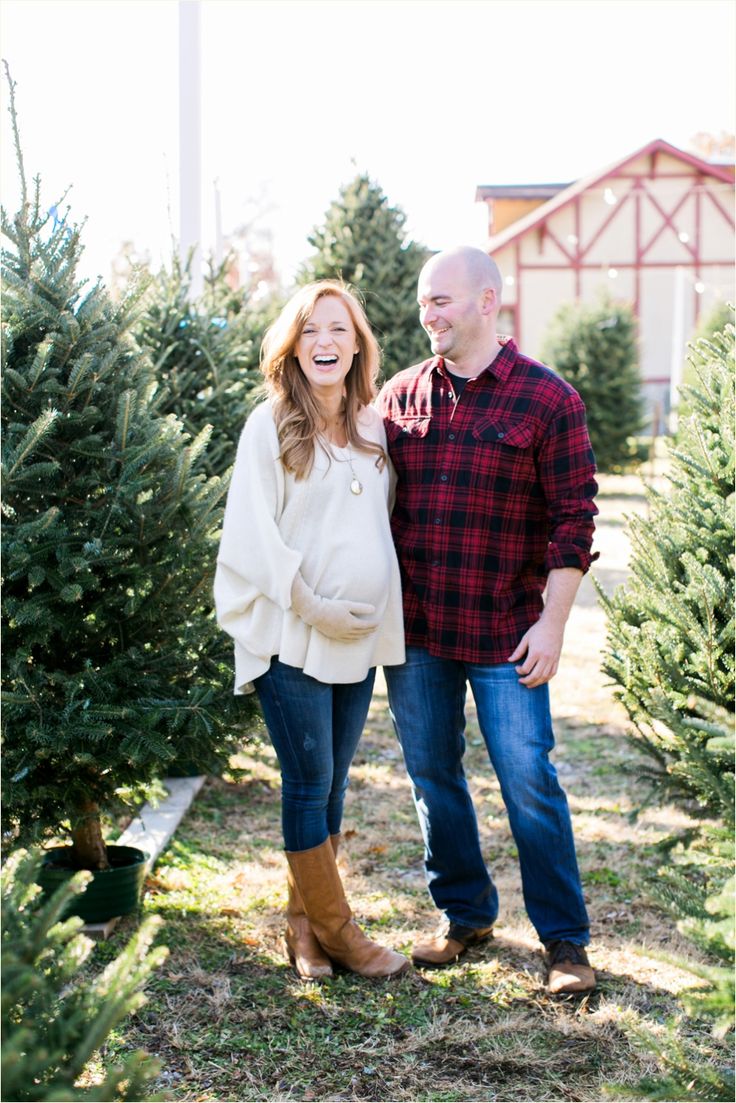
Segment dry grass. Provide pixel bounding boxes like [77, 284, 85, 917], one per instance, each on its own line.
[98, 465, 730, 1101]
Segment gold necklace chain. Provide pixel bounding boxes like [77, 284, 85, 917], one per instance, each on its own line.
[319, 430, 363, 495]
[347, 445, 363, 496]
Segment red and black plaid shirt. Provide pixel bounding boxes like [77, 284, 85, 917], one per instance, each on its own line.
[376, 338, 599, 664]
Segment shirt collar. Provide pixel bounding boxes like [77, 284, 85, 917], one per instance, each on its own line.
[431, 336, 518, 385]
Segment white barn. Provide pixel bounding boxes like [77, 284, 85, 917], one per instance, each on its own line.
[477, 140, 735, 421]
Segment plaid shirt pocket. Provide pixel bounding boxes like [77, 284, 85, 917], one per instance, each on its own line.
[386, 416, 432, 442]
[472, 417, 535, 449]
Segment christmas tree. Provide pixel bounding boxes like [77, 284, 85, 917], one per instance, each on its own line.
[2, 849, 166, 1102]
[541, 294, 645, 470]
[599, 312, 734, 817]
[1, 69, 252, 868]
[679, 299, 733, 419]
[133, 255, 271, 773]
[600, 311, 734, 1102]
[299, 173, 429, 379]
[136, 253, 271, 478]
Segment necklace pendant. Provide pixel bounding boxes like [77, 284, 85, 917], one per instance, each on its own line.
[350, 477, 363, 496]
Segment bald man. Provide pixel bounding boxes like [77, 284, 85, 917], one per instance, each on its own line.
[376, 247, 598, 994]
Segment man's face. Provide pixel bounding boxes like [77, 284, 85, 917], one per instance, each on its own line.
[416, 257, 488, 363]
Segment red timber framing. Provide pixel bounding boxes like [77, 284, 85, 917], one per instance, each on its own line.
[484, 140, 735, 349]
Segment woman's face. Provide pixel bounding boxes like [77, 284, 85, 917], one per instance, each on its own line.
[295, 295, 358, 399]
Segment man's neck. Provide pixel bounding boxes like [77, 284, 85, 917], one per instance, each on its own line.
[444, 338, 503, 379]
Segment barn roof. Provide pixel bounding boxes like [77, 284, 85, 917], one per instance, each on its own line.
[475, 183, 571, 201]
[483, 138, 735, 253]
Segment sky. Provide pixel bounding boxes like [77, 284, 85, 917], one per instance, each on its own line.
[1, 0, 734, 289]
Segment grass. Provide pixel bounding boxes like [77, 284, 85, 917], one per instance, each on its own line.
[92, 469, 731, 1101]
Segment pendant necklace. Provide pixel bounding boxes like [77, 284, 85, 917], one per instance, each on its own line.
[321, 411, 363, 495]
[347, 446, 363, 495]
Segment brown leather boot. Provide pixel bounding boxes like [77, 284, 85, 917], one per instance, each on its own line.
[286, 839, 409, 979]
[284, 835, 340, 980]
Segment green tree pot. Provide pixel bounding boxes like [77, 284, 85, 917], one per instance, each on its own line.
[37, 845, 149, 922]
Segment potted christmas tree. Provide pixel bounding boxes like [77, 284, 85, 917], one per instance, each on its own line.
[1, 69, 253, 919]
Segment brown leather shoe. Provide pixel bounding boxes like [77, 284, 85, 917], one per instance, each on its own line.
[412, 921, 494, 968]
[545, 940, 596, 994]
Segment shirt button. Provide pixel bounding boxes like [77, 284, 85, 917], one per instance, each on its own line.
[440, 474, 448, 482]
[434, 517, 441, 525]
[448, 392, 454, 400]
[432, 560, 441, 567]
[448, 433, 456, 441]
[497, 431, 505, 439]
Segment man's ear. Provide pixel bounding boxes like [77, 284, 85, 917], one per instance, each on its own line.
[480, 287, 497, 315]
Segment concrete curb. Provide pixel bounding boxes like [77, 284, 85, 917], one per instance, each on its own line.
[83, 775, 206, 940]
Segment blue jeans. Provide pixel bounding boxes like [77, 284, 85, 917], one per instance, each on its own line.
[254, 659, 376, 852]
[385, 647, 589, 945]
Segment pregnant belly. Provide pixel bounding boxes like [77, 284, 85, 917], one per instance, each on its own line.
[306, 547, 393, 611]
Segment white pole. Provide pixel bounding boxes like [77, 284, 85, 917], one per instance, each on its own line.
[669, 265, 687, 433]
[179, 0, 203, 298]
[214, 178, 224, 269]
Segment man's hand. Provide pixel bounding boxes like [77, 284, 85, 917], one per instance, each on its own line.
[507, 566, 584, 687]
[507, 618, 565, 687]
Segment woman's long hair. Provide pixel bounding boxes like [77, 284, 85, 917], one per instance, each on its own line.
[260, 280, 386, 479]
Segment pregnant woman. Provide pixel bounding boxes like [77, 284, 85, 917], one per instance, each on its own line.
[215, 280, 408, 980]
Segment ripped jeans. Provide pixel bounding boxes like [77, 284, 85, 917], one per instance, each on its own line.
[254, 658, 376, 851]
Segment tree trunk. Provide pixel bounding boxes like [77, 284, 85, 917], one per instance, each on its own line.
[70, 801, 110, 870]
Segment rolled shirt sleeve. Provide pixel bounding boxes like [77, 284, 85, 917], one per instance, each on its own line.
[537, 392, 600, 575]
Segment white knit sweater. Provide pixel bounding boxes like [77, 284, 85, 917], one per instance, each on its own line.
[214, 400, 405, 693]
